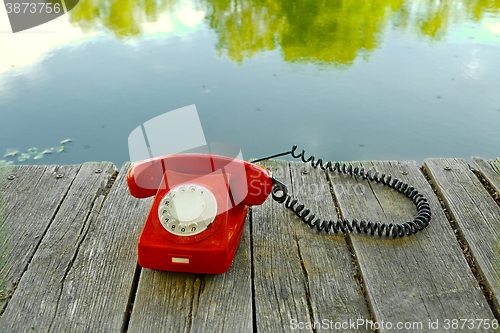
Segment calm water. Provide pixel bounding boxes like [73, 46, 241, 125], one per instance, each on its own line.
[1, 0, 500, 168]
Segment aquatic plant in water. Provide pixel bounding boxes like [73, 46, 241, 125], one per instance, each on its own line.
[17, 153, 30, 162]
[0, 160, 15, 167]
[3, 149, 19, 158]
[2, 139, 74, 165]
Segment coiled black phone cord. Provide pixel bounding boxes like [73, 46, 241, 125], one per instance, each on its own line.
[254, 145, 431, 238]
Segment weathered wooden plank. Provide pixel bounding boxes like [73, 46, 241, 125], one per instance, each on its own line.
[252, 160, 371, 333]
[128, 218, 253, 333]
[0, 164, 80, 315]
[0, 162, 116, 331]
[1, 157, 497, 332]
[329, 160, 494, 332]
[472, 157, 500, 197]
[425, 158, 500, 315]
[44, 162, 151, 332]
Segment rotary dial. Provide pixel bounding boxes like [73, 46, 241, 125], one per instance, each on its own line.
[158, 184, 217, 236]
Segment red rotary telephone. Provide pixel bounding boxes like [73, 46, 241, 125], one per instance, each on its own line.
[127, 154, 273, 274]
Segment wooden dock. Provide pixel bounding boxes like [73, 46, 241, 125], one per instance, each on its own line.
[0, 157, 500, 332]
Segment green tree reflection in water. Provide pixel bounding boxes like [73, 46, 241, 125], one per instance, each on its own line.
[68, 0, 500, 66]
[69, 0, 179, 36]
[203, 0, 286, 63]
[394, 0, 500, 41]
[277, 0, 405, 66]
[202, 0, 405, 66]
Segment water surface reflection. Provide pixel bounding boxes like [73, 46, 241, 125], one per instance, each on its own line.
[0, 0, 499, 167]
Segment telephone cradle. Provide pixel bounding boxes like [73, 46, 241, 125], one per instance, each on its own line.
[127, 153, 273, 274]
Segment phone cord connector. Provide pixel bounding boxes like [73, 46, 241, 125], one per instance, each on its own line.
[269, 145, 431, 238]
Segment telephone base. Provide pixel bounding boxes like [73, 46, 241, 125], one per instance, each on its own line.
[137, 206, 248, 274]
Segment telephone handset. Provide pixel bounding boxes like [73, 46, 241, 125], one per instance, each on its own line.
[127, 153, 273, 274]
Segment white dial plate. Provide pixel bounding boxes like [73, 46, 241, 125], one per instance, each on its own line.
[158, 184, 217, 236]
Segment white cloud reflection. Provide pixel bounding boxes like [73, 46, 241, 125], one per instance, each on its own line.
[0, 0, 205, 81]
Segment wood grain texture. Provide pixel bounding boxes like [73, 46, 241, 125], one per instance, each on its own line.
[46, 162, 151, 332]
[252, 160, 371, 333]
[425, 158, 500, 314]
[1, 158, 499, 332]
[128, 218, 253, 333]
[0, 162, 116, 331]
[472, 157, 500, 196]
[329, 160, 494, 332]
[0, 164, 80, 315]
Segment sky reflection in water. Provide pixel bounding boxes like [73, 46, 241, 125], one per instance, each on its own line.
[1, 0, 499, 167]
